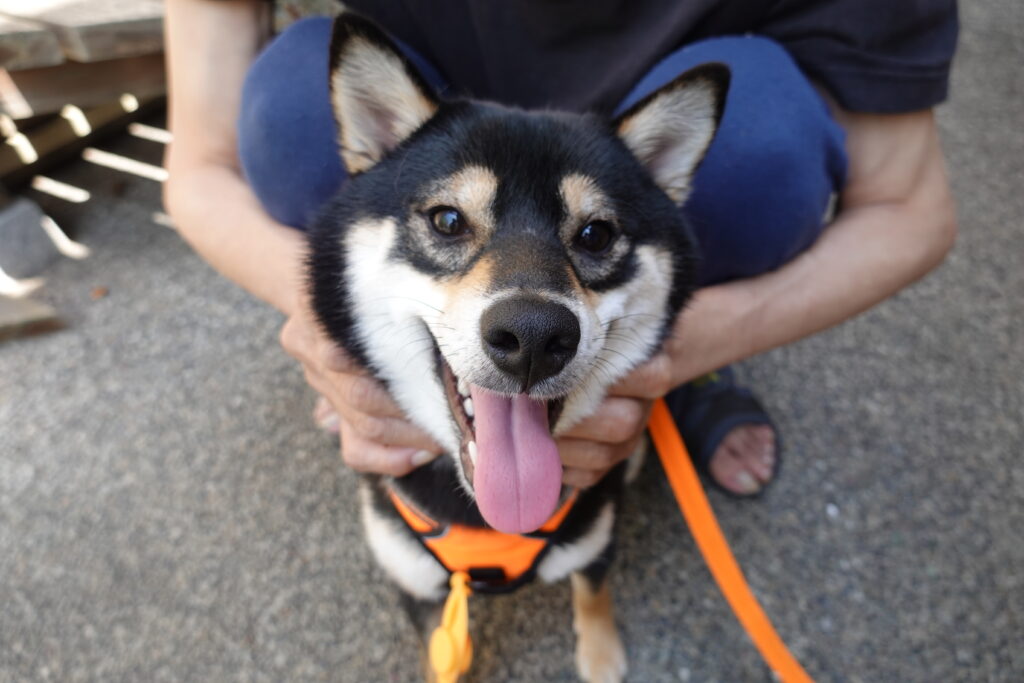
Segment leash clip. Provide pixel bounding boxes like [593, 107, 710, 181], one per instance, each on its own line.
[429, 571, 473, 682]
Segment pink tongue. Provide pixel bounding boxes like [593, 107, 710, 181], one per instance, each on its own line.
[470, 386, 562, 534]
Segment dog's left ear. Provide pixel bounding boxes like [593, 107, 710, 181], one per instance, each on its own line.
[329, 13, 439, 174]
[615, 63, 730, 204]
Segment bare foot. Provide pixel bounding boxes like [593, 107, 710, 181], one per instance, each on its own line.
[706, 423, 776, 495]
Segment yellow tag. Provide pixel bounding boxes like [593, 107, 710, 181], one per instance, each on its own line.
[429, 571, 473, 683]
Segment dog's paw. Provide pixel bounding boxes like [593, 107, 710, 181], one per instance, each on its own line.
[575, 621, 627, 683]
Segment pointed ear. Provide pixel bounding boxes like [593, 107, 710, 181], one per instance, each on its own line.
[329, 14, 439, 174]
[615, 63, 730, 204]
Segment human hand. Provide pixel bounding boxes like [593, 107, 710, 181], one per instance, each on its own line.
[279, 304, 442, 476]
[558, 345, 688, 487]
[558, 394, 652, 488]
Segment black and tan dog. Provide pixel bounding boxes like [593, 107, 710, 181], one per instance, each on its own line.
[308, 13, 728, 682]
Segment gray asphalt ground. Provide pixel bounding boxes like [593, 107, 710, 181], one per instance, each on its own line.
[2, 2, 1022, 681]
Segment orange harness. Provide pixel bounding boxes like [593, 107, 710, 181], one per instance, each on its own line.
[399, 398, 816, 683]
[388, 488, 579, 593]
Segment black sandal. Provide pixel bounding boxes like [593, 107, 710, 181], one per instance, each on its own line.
[663, 367, 781, 498]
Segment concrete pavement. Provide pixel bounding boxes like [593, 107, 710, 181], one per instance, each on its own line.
[2, 1, 1022, 680]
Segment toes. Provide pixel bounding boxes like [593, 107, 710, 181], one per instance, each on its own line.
[708, 447, 761, 495]
[734, 426, 776, 483]
[707, 424, 779, 494]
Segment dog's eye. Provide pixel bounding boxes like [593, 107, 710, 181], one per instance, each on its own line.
[428, 207, 468, 237]
[573, 221, 615, 255]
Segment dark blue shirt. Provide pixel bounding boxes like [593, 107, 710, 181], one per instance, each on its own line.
[344, 0, 958, 114]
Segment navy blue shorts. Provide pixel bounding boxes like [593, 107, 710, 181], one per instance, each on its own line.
[237, 17, 847, 286]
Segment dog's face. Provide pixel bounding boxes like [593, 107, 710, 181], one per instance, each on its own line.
[310, 15, 728, 534]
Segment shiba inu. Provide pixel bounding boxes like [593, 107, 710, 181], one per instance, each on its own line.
[307, 13, 728, 682]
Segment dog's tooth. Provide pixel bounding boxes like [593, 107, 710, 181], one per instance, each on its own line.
[463, 397, 474, 418]
[458, 377, 469, 397]
[467, 440, 478, 466]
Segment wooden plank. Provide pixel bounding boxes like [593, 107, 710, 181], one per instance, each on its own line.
[0, 295, 60, 341]
[0, 0, 163, 63]
[0, 15, 63, 70]
[0, 94, 164, 188]
[0, 51, 164, 119]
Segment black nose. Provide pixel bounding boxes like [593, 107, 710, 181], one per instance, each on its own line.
[480, 297, 581, 391]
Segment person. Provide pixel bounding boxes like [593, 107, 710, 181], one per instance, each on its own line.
[163, 0, 958, 496]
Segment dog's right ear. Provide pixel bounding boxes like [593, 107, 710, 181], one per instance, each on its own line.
[614, 63, 730, 205]
[329, 14, 438, 174]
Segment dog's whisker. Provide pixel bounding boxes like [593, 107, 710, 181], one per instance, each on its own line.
[358, 295, 446, 314]
[597, 347, 638, 365]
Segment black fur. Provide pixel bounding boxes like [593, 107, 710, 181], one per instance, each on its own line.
[579, 542, 617, 593]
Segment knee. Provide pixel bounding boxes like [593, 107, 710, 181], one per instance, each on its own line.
[239, 16, 334, 150]
[237, 17, 343, 228]
[699, 34, 846, 193]
[678, 37, 848, 282]
[693, 136, 837, 282]
[689, 122, 842, 282]
[240, 17, 333, 135]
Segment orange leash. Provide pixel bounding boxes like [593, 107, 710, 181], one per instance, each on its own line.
[648, 398, 814, 683]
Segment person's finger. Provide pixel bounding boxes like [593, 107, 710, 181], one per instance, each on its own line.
[314, 395, 341, 433]
[281, 313, 367, 379]
[279, 315, 316, 365]
[558, 438, 624, 471]
[338, 429, 438, 476]
[562, 466, 608, 489]
[609, 352, 674, 399]
[322, 342, 365, 374]
[303, 364, 442, 451]
[336, 373, 409, 419]
[346, 410, 442, 451]
[561, 397, 648, 443]
[299, 354, 396, 421]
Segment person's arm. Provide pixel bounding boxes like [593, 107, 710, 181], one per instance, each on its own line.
[621, 108, 956, 395]
[163, 0, 305, 314]
[560, 108, 958, 485]
[163, 0, 441, 474]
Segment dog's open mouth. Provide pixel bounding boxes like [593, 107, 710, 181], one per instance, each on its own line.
[436, 349, 566, 534]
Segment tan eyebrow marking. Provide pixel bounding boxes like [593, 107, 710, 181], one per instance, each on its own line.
[559, 173, 612, 219]
[559, 173, 618, 247]
[423, 165, 498, 239]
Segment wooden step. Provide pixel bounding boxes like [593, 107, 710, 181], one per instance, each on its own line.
[0, 14, 63, 70]
[0, 51, 164, 119]
[0, 94, 164, 187]
[0, 294, 60, 341]
[0, 0, 164, 64]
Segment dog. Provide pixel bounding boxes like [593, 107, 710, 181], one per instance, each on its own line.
[307, 13, 728, 682]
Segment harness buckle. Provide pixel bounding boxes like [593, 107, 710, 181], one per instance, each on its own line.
[466, 567, 537, 595]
